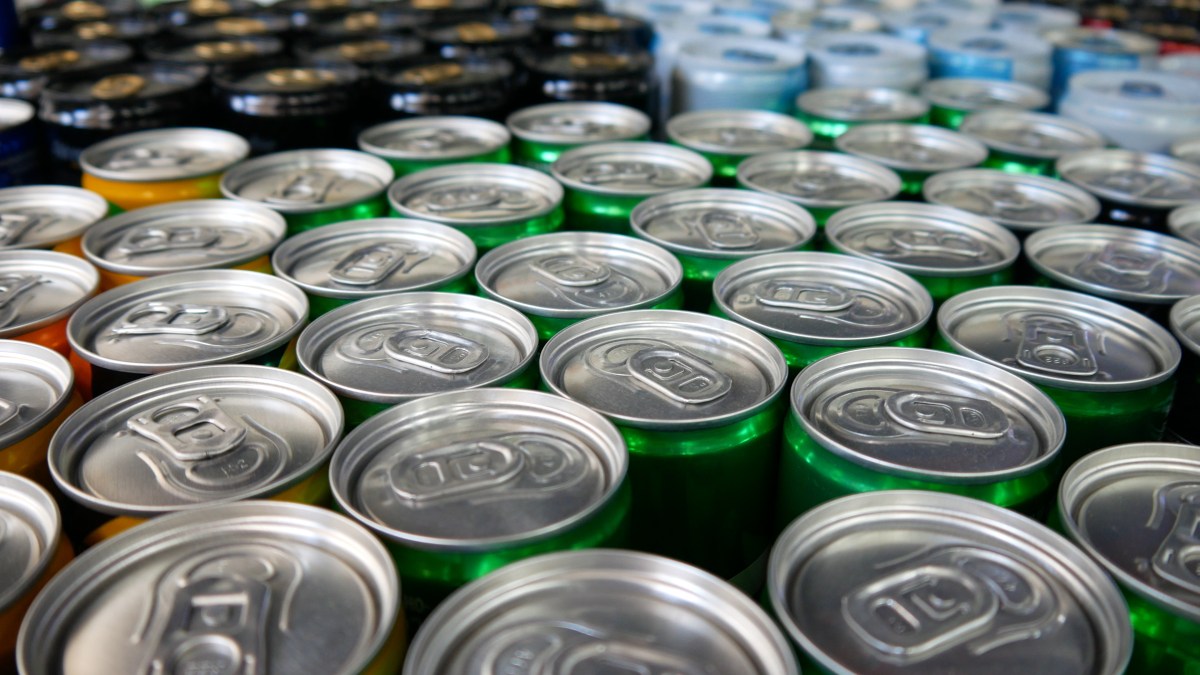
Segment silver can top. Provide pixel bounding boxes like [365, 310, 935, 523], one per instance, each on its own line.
[67, 269, 307, 373]
[551, 142, 712, 197]
[938, 285, 1181, 391]
[0, 249, 97, 338]
[80, 127, 250, 182]
[0, 340, 74, 450]
[17, 501, 401, 675]
[1057, 149, 1200, 209]
[357, 116, 510, 162]
[923, 169, 1101, 232]
[1170, 203, 1200, 248]
[49, 365, 342, 517]
[769, 490, 1132, 675]
[666, 108, 813, 155]
[1171, 136, 1200, 164]
[796, 87, 930, 123]
[540, 309, 788, 430]
[508, 101, 651, 146]
[960, 110, 1107, 160]
[630, 188, 816, 259]
[297, 292, 537, 404]
[1044, 26, 1160, 55]
[220, 148, 395, 214]
[0, 471, 59, 612]
[737, 150, 902, 209]
[928, 27, 1052, 58]
[920, 77, 1050, 113]
[406, 549, 799, 675]
[836, 123, 988, 173]
[388, 163, 563, 226]
[0, 186, 108, 250]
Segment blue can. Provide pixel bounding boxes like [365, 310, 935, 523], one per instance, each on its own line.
[1045, 27, 1160, 102]
[0, 0, 20, 55]
[929, 28, 1053, 91]
[0, 98, 39, 187]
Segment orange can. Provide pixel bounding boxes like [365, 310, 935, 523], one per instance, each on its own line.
[0, 250, 98, 357]
[0, 341, 81, 489]
[0, 185, 108, 256]
[79, 127, 250, 212]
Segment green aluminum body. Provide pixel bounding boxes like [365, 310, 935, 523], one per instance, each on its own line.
[562, 190, 643, 234]
[1122, 592, 1200, 675]
[284, 195, 388, 237]
[801, 113, 926, 150]
[383, 147, 511, 177]
[306, 274, 476, 320]
[929, 104, 973, 130]
[982, 149, 1058, 177]
[515, 136, 646, 175]
[523, 291, 685, 342]
[1168, 347, 1200, 445]
[388, 203, 564, 252]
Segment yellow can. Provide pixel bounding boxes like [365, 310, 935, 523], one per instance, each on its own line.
[0, 185, 108, 256]
[0, 250, 98, 358]
[0, 341, 79, 489]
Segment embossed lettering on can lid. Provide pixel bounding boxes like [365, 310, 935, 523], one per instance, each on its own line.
[0, 472, 59, 613]
[272, 218, 475, 300]
[924, 169, 1101, 232]
[769, 490, 1132, 674]
[49, 365, 342, 516]
[1044, 26, 1160, 55]
[1059, 442, 1200, 624]
[1170, 203, 1200, 248]
[714, 252, 932, 345]
[551, 142, 712, 197]
[476, 232, 682, 319]
[938, 285, 1181, 391]
[80, 127, 250, 182]
[540, 309, 787, 429]
[960, 110, 1106, 161]
[0, 340, 74, 450]
[508, 101, 651, 146]
[221, 148, 394, 215]
[791, 347, 1064, 480]
[1172, 136, 1200, 165]
[358, 116, 510, 162]
[737, 151, 902, 209]
[82, 200, 285, 276]
[796, 87, 930, 123]
[0, 186, 108, 250]
[17, 501, 400, 675]
[836, 123, 988, 173]
[826, 202, 1019, 277]
[67, 269, 308, 373]
[389, 163, 562, 226]
[331, 388, 625, 547]
[920, 78, 1050, 113]
[630, 188, 816, 259]
[1026, 225, 1200, 305]
[0, 250, 97, 338]
[1058, 150, 1200, 209]
[297, 292, 537, 404]
[1171, 295, 1200, 358]
[666, 109, 813, 155]
[0, 97, 35, 129]
[406, 549, 799, 675]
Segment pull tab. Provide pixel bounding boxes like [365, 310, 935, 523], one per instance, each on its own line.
[328, 243, 430, 286]
[755, 280, 855, 312]
[531, 254, 611, 287]
[627, 346, 732, 404]
[883, 391, 1010, 439]
[384, 328, 489, 374]
[1074, 243, 1167, 293]
[0, 273, 42, 310]
[1150, 482, 1200, 594]
[114, 225, 222, 257]
[527, 115, 614, 138]
[0, 210, 51, 246]
[1013, 314, 1100, 377]
[688, 210, 761, 250]
[889, 229, 985, 260]
[0, 396, 21, 429]
[265, 171, 336, 205]
[127, 395, 247, 461]
[111, 302, 231, 337]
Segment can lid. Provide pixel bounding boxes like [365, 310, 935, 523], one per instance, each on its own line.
[49, 365, 342, 517]
[0, 186, 109, 250]
[82, 200, 285, 276]
[1171, 136, 1200, 165]
[476, 232, 682, 319]
[1064, 71, 1200, 113]
[378, 58, 514, 90]
[147, 35, 284, 65]
[655, 12, 773, 39]
[68, 270, 308, 373]
[304, 35, 425, 67]
[525, 51, 652, 78]
[388, 163, 562, 226]
[1044, 26, 1160, 55]
[960, 110, 1106, 160]
[80, 127, 249, 183]
[17, 501, 400, 675]
[928, 27, 1052, 58]
[737, 150, 902, 209]
[1169, 203, 1200, 248]
[1059, 442, 1200, 624]
[883, 6, 992, 37]
[0, 97, 35, 129]
[331, 388, 625, 548]
[773, 7, 882, 36]
[714, 252, 932, 345]
[836, 123, 988, 173]
[769, 490, 1132, 675]
[0, 472, 60, 613]
[1057, 149, 1200, 209]
[0, 340, 74, 450]
[508, 101, 651, 146]
[923, 169, 1101, 232]
[424, 19, 532, 45]
[177, 13, 291, 38]
[791, 347, 1064, 481]
[551, 142, 712, 197]
[919, 77, 1050, 113]
[1025, 225, 1200, 305]
[540, 309, 787, 429]
[992, 2, 1080, 30]
[826, 202, 1019, 277]
[809, 32, 928, 65]
[213, 63, 358, 94]
[795, 87, 930, 123]
[938, 285, 1181, 391]
[42, 61, 205, 103]
[666, 108, 812, 155]
[406, 550, 799, 675]
[1171, 294, 1200, 357]
[220, 149, 394, 214]
[358, 116, 510, 162]
[629, 188, 815, 259]
[272, 218, 475, 300]
[675, 35, 807, 72]
[297, 292, 537, 404]
[0, 250, 97, 338]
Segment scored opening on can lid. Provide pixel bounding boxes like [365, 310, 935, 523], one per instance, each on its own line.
[80, 127, 250, 183]
[923, 169, 1101, 232]
[919, 77, 1050, 113]
[0, 186, 109, 250]
[1170, 294, 1200, 358]
[508, 101, 651, 146]
[0, 472, 60, 612]
[836, 123, 988, 173]
[552, 142, 712, 197]
[1170, 203, 1200, 248]
[795, 87, 930, 123]
[389, 163, 563, 225]
[1172, 136, 1200, 165]
[768, 490, 1132, 675]
[630, 188, 816, 259]
[0, 340, 74, 450]
[1057, 149, 1200, 209]
[406, 549, 799, 675]
[0, 249, 98, 337]
[938, 285, 1181, 391]
[737, 151, 902, 209]
[666, 109, 813, 156]
[960, 110, 1107, 161]
[221, 148, 395, 214]
[358, 116, 510, 162]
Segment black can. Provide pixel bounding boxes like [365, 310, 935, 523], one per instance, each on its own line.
[152, 0, 259, 28]
[523, 50, 653, 111]
[298, 34, 425, 70]
[168, 13, 295, 42]
[271, 0, 372, 30]
[0, 40, 133, 100]
[144, 35, 287, 70]
[504, 0, 602, 24]
[421, 20, 533, 61]
[23, 0, 141, 34]
[301, 8, 430, 43]
[0, 98, 41, 187]
[30, 16, 162, 54]
[533, 12, 653, 52]
[371, 57, 515, 121]
[388, 0, 493, 27]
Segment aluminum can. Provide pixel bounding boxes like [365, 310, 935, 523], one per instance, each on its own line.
[152, 0, 259, 28]
[885, 6, 992, 46]
[167, 13, 293, 42]
[421, 20, 533, 62]
[0, 249, 97, 356]
[928, 28, 1054, 90]
[737, 150, 901, 226]
[920, 77, 1050, 129]
[923, 169, 1101, 235]
[506, 0, 604, 23]
[1168, 296, 1200, 443]
[1173, 136, 1200, 164]
[358, 116, 510, 177]
[33, 18, 161, 52]
[1060, 71, 1200, 154]
[508, 102, 650, 174]
[533, 12, 654, 51]
[836, 123, 988, 195]
[24, 1, 139, 37]
[807, 33, 928, 91]
[652, 14, 771, 124]
[298, 7, 428, 42]
[143, 35, 286, 69]
[715, 0, 817, 21]
[992, 2, 1081, 32]
[0, 98, 40, 187]
[1170, 203, 1200, 248]
[271, 0, 371, 30]
[671, 36, 807, 115]
[1159, 53, 1200, 78]
[371, 58, 515, 121]
[773, 7, 881, 47]
[523, 50, 654, 111]
[795, 86, 928, 148]
[1057, 149, 1200, 231]
[0, 341, 80, 487]
[297, 35, 425, 73]
[666, 108, 811, 185]
[960, 109, 1106, 176]
[0, 41, 132, 101]
[1045, 27, 1160, 101]
[0, 185, 108, 256]
[388, 0, 493, 26]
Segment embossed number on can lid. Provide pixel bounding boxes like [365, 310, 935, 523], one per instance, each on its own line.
[220, 149, 394, 214]
[0, 472, 60, 612]
[80, 127, 250, 182]
[551, 142, 712, 197]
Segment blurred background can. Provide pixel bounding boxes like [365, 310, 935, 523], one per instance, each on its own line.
[795, 87, 928, 149]
[358, 116, 511, 176]
[0, 185, 108, 256]
[835, 123, 988, 196]
[920, 77, 1050, 129]
[671, 36, 807, 115]
[0, 340, 80, 487]
[666, 109, 811, 186]
[960, 109, 1106, 176]
[0, 249, 96, 356]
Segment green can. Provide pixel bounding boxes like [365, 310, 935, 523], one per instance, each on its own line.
[219, 148, 394, 237]
[551, 142, 711, 234]
[712, 252, 932, 374]
[794, 87, 929, 149]
[1057, 442, 1200, 675]
[937, 285, 1181, 465]
[836, 123, 989, 196]
[474, 231, 683, 342]
[271, 218, 477, 319]
[919, 77, 1050, 130]
[665, 109, 812, 186]
[960, 110, 1106, 177]
[357, 116, 512, 177]
[507, 101, 650, 174]
[540, 309, 789, 592]
[923, 169, 1101, 237]
[736, 150, 902, 227]
[296, 291, 539, 428]
[387, 163, 564, 253]
[825, 202, 1021, 304]
[330, 388, 631, 626]
[630, 188, 816, 311]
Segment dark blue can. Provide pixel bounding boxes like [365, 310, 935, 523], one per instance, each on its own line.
[0, 98, 40, 187]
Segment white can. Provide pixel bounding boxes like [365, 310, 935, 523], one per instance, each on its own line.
[672, 35, 808, 114]
[807, 32, 928, 91]
[1060, 70, 1200, 153]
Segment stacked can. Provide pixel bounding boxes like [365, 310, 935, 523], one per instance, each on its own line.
[1057, 150, 1200, 231]
[795, 87, 929, 149]
[507, 102, 651, 173]
[371, 59, 516, 121]
[1059, 71, 1200, 154]
[523, 51, 655, 111]
[928, 28, 1054, 91]
[358, 116, 512, 177]
[1045, 27, 1160, 102]
[0, 341, 81, 487]
[835, 123, 988, 196]
[651, 13, 772, 122]
[0, 98, 39, 187]
[920, 77, 1050, 129]
[806, 33, 928, 91]
[0, 185, 108, 257]
[665, 109, 812, 185]
[923, 169, 1102, 238]
[670, 36, 808, 115]
[737, 150, 902, 227]
[1168, 296, 1200, 444]
[960, 110, 1106, 176]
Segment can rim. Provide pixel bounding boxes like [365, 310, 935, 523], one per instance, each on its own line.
[0, 472, 61, 612]
[358, 116, 511, 161]
[220, 148, 395, 214]
[960, 110, 1107, 160]
[919, 77, 1050, 112]
[389, 162, 564, 225]
[1171, 294, 1200, 357]
[666, 108, 813, 155]
[1171, 135, 1200, 163]
[1169, 202, 1200, 247]
[928, 26, 1052, 57]
[1057, 149, 1200, 209]
[0, 340, 76, 451]
[795, 87, 930, 123]
[0, 186, 109, 250]
[507, 101, 651, 146]
[0, 249, 98, 337]
[1044, 26, 1160, 54]
[922, 168, 1102, 231]
[674, 34, 807, 71]
[835, 123, 989, 173]
[736, 150, 903, 208]
[551, 142, 712, 197]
